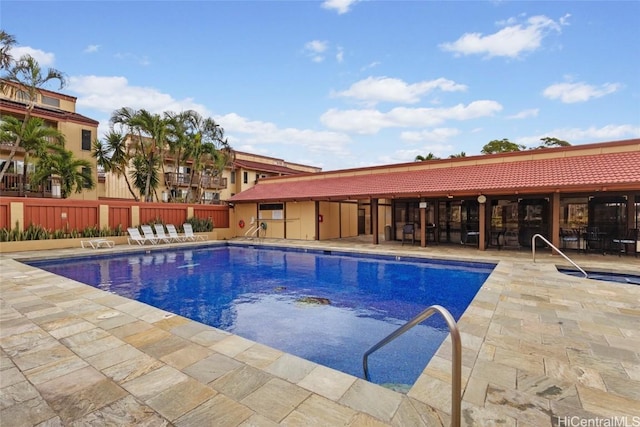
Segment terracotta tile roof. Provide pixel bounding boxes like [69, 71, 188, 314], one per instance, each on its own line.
[229, 149, 640, 202]
[0, 98, 99, 126]
[233, 159, 307, 175]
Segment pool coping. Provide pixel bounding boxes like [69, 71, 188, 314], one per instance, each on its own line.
[1, 238, 639, 425]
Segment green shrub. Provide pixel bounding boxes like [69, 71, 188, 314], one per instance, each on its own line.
[185, 216, 214, 232]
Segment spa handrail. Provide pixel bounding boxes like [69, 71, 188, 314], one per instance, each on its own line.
[362, 304, 461, 427]
[531, 234, 588, 278]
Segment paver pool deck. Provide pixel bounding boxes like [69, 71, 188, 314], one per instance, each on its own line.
[1, 238, 639, 426]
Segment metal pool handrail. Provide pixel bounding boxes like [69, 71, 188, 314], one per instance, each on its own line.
[362, 304, 461, 427]
[531, 233, 588, 278]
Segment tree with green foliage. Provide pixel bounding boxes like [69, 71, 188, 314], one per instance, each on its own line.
[92, 131, 139, 200]
[110, 107, 168, 202]
[180, 110, 231, 203]
[449, 152, 466, 158]
[0, 116, 66, 190]
[415, 152, 440, 161]
[535, 137, 571, 149]
[32, 146, 95, 198]
[481, 138, 526, 154]
[0, 30, 17, 70]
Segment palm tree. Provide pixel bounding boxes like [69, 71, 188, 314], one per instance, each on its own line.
[0, 30, 17, 70]
[449, 152, 466, 158]
[92, 131, 139, 200]
[164, 110, 192, 201]
[110, 108, 167, 202]
[0, 54, 66, 181]
[181, 112, 230, 203]
[0, 116, 65, 191]
[32, 146, 94, 198]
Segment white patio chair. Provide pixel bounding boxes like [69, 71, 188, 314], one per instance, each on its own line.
[140, 225, 161, 244]
[166, 224, 186, 242]
[127, 227, 154, 245]
[183, 223, 206, 241]
[153, 224, 174, 243]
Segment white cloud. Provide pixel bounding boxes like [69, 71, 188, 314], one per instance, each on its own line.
[69, 75, 209, 115]
[542, 81, 621, 103]
[304, 40, 328, 63]
[320, 100, 503, 134]
[336, 46, 344, 63]
[214, 113, 352, 157]
[507, 108, 539, 119]
[519, 124, 640, 145]
[333, 76, 467, 105]
[321, 0, 360, 14]
[114, 52, 151, 66]
[84, 44, 100, 53]
[10, 46, 55, 66]
[440, 14, 569, 58]
[400, 128, 461, 143]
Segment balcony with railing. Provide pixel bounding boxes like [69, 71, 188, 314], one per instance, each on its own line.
[164, 172, 227, 190]
[0, 173, 58, 198]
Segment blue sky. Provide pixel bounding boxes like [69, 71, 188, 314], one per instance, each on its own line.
[3, 1, 639, 171]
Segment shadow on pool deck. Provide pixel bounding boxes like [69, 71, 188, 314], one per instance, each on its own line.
[1, 238, 639, 426]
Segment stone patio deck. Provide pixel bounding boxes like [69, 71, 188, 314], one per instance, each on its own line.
[1, 239, 639, 426]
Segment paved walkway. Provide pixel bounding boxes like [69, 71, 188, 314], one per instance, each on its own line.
[1, 239, 639, 426]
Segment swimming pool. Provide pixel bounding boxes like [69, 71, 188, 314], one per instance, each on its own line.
[28, 244, 494, 388]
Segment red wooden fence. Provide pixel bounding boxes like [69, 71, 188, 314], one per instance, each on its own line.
[0, 197, 229, 232]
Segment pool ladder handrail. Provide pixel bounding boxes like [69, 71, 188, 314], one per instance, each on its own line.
[362, 304, 461, 427]
[531, 234, 588, 278]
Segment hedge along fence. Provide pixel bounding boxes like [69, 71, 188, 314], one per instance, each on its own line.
[0, 197, 229, 241]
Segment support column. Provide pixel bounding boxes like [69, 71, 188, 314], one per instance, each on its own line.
[627, 194, 635, 230]
[371, 198, 379, 245]
[420, 201, 426, 247]
[551, 192, 560, 251]
[479, 200, 486, 251]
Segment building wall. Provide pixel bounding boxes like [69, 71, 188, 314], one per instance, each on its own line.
[285, 201, 316, 240]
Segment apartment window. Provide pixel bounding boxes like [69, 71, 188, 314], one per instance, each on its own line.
[230, 171, 236, 184]
[82, 167, 92, 188]
[81, 129, 91, 151]
[243, 171, 248, 184]
[41, 95, 60, 108]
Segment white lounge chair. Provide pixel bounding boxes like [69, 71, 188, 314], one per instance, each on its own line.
[127, 227, 154, 245]
[153, 224, 174, 243]
[183, 223, 206, 241]
[140, 225, 162, 244]
[166, 224, 186, 242]
[81, 238, 115, 249]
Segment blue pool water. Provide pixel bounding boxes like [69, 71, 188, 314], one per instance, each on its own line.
[28, 245, 494, 387]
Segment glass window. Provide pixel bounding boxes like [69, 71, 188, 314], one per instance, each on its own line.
[81, 129, 92, 151]
[82, 167, 92, 188]
[41, 95, 60, 108]
[243, 171, 248, 184]
[230, 171, 236, 184]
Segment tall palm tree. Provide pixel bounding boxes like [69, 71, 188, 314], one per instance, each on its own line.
[164, 110, 193, 201]
[110, 107, 167, 202]
[0, 54, 66, 181]
[32, 146, 94, 198]
[92, 131, 139, 200]
[182, 112, 230, 203]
